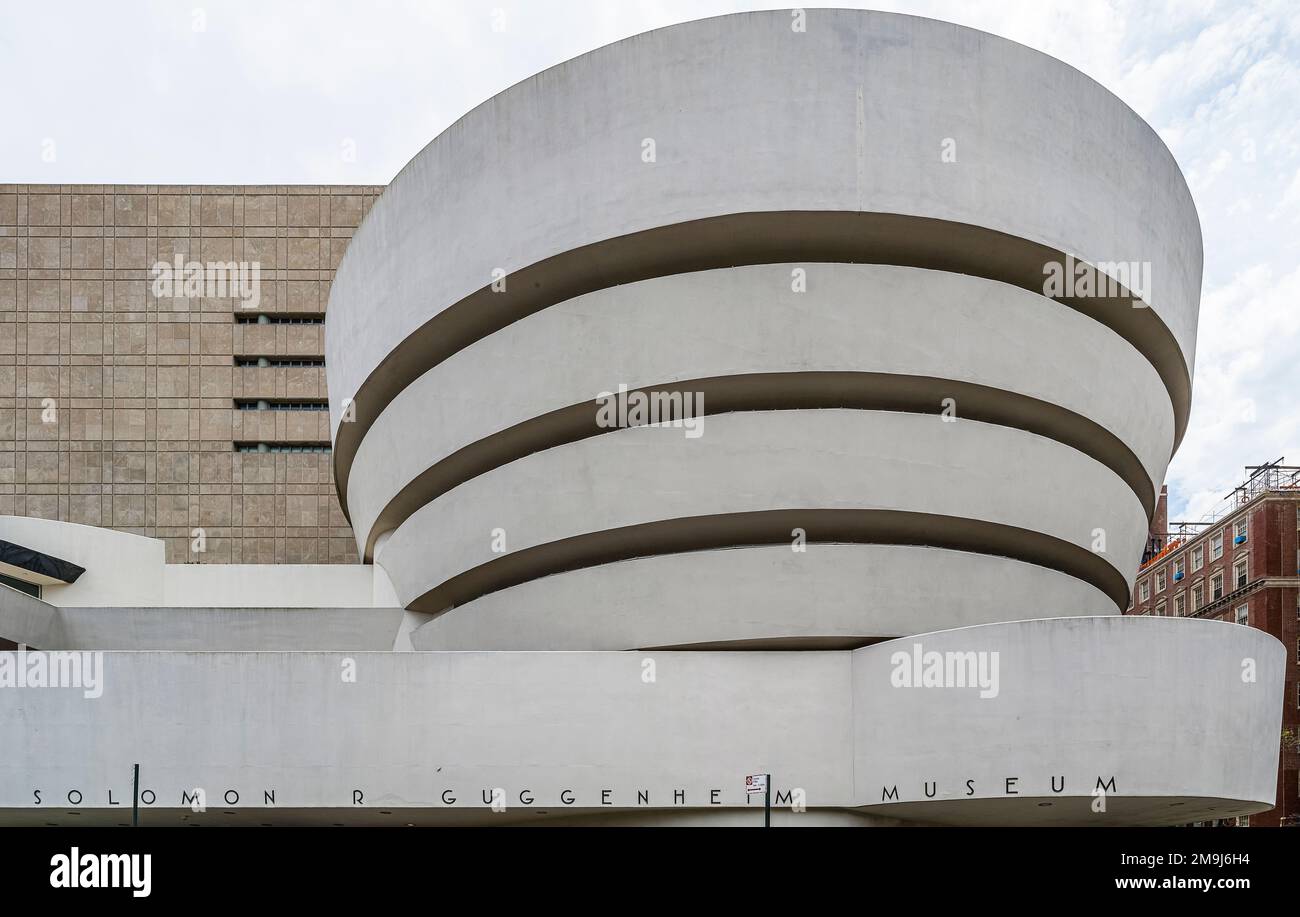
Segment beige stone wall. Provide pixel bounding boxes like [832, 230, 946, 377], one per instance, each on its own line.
[0, 185, 383, 564]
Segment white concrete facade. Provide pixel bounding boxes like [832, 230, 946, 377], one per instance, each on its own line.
[344, 264, 1173, 560]
[378, 410, 1147, 615]
[0, 516, 405, 651]
[326, 8, 1201, 487]
[0, 10, 1286, 827]
[410, 546, 1118, 651]
[0, 515, 399, 610]
[0, 617, 1283, 826]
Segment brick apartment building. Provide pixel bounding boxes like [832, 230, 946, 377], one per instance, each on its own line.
[1128, 461, 1300, 826]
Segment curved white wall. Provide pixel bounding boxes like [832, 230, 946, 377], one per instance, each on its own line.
[327, 9, 1200, 456]
[0, 516, 164, 607]
[329, 9, 1201, 658]
[1, 618, 1282, 826]
[348, 264, 1172, 558]
[378, 410, 1146, 614]
[0, 516, 395, 610]
[853, 617, 1285, 824]
[410, 546, 1118, 651]
[297, 9, 1283, 827]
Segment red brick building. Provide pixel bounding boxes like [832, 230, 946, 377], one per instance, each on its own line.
[1127, 461, 1300, 826]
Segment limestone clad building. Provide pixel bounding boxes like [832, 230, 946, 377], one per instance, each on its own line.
[0, 185, 382, 565]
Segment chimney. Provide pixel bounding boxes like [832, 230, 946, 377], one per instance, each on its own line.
[1152, 485, 1168, 550]
[1139, 485, 1170, 565]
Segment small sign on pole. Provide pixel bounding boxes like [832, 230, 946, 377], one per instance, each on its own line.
[746, 773, 771, 827]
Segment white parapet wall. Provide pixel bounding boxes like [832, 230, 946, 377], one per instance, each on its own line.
[327, 9, 1201, 657]
[1, 10, 1280, 829]
[0, 517, 406, 651]
[345, 264, 1174, 560]
[0, 515, 166, 606]
[0, 617, 1283, 826]
[0, 515, 397, 610]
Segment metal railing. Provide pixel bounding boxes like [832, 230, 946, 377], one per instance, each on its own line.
[1166, 460, 1300, 540]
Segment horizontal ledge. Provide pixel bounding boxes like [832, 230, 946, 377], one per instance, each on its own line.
[410, 543, 1117, 651]
[332, 211, 1191, 518]
[361, 372, 1156, 560]
[406, 508, 1131, 615]
[0, 539, 85, 585]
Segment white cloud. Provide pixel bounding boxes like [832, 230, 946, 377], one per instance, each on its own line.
[1168, 261, 1300, 520]
[1, 0, 1296, 521]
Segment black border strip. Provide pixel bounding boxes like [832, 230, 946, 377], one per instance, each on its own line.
[407, 509, 1131, 614]
[359, 373, 1157, 560]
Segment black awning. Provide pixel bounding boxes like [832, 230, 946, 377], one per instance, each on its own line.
[0, 539, 86, 584]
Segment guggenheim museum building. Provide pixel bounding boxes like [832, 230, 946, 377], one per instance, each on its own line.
[0, 9, 1286, 826]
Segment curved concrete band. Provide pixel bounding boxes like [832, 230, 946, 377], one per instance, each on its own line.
[326, 9, 1202, 514]
[852, 616, 1285, 825]
[409, 545, 1118, 652]
[5, 617, 1280, 825]
[346, 264, 1174, 559]
[376, 410, 1147, 613]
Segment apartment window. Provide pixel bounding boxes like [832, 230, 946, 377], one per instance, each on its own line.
[0, 573, 40, 599]
[1234, 604, 1248, 625]
[1154, 601, 1166, 617]
[1174, 593, 1186, 617]
[1233, 518, 1248, 543]
[1234, 557, 1248, 589]
[1192, 581, 1204, 610]
[234, 443, 332, 454]
[1211, 531, 1223, 560]
[234, 357, 326, 368]
[234, 400, 329, 412]
[1211, 573, 1224, 601]
[234, 314, 324, 325]
[1236, 816, 1250, 827]
[1173, 557, 1185, 580]
[1155, 569, 1166, 592]
[1192, 546, 1204, 571]
[1139, 579, 1150, 602]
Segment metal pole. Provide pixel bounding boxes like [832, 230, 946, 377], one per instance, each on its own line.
[764, 774, 771, 828]
[132, 763, 139, 827]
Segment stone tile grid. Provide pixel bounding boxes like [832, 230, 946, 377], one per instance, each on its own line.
[0, 185, 382, 563]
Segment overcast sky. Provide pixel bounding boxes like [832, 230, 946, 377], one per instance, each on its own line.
[1, 0, 1296, 523]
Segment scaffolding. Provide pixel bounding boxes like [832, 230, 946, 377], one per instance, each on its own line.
[1140, 459, 1300, 568]
[1167, 458, 1300, 538]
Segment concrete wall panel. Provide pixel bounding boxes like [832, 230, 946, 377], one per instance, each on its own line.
[327, 9, 1202, 499]
[0, 618, 1280, 825]
[852, 617, 1285, 824]
[347, 264, 1173, 558]
[378, 411, 1146, 613]
[411, 545, 1118, 651]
